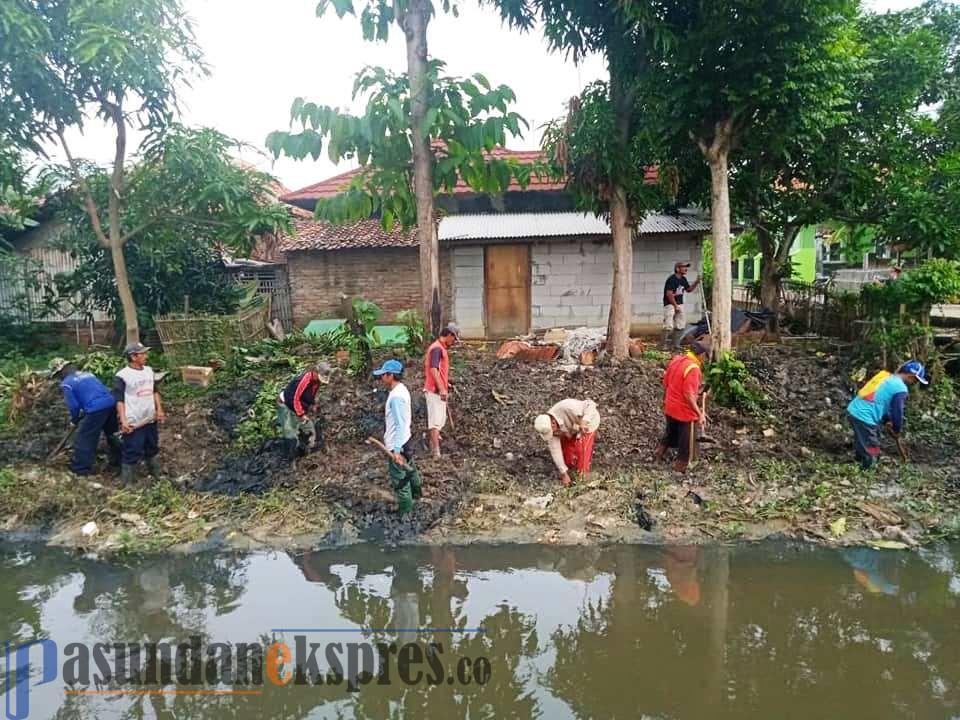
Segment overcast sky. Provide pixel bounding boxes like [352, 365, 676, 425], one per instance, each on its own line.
[51, 0, 927, 194]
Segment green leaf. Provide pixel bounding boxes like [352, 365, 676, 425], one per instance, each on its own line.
[868, 540, 910, 551]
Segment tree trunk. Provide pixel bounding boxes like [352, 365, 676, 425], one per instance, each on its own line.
[607, 188, 633, 358]
[706, 151, 732, 354]
[604, 61, 637, 360]
[106, 104, 138, 345]
[402, 0, 441, 337]
[758, 224, 799, 336]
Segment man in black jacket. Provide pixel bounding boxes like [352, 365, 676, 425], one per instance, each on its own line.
[662, 262, 701, 348]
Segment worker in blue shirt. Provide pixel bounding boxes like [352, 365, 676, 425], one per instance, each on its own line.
[846, 360, 927, 469]
[50, 358, 121, 475]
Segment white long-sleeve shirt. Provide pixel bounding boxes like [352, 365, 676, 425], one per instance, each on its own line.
[545, 398, 600, 474]
[384, 383, 412, 453]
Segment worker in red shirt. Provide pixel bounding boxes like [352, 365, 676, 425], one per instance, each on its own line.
[654, 341, 710, 472]
[277, 362, 331, 459]
[423, 323, 460, 458]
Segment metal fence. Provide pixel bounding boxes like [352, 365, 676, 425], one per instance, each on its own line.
[0, 248, 110, 324]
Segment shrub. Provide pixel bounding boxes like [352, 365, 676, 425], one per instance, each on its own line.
[705, 352, 766, 414]
[396, 309, 426, 357]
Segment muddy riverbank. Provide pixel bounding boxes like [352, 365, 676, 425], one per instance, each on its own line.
[1, 342, 958, 554]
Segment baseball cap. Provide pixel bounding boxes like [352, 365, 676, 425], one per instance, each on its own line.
[372, 359, 404, 377]
[124, 342, 150, 356]
[691, 340, 712, 357]
[674, 262, 691, 271]
[900, 360, 928, 384]
[444, 323, 462, 341]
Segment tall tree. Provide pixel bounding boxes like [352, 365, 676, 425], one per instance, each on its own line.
[732, 2, 960, 316]
[493, 0, 667, 359]
[51, 126, 292, 328]
[269, 4, 528, 333]
[644, 0, 858, 352]
[1, 0, 213, 343]
[306, 0, 464, 335]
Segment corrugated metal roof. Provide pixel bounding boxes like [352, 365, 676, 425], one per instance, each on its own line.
[438, 211, 711, 241]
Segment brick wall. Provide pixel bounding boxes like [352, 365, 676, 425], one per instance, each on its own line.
[451, 234, 703, 337]
[287, 248, 453, 328]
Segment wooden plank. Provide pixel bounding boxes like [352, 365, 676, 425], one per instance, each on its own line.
[484, 244, 530, 338]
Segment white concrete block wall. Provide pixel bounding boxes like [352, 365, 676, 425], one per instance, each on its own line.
[450, 234, 703, 336]
[451, 246, 486, 338]
[532, 239, 610, 329]
[531, 235, 702, 331]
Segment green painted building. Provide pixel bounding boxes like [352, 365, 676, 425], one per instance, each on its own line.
[732, 225, 818, 285]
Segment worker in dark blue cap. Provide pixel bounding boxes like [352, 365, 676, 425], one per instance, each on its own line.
[847, 360, 927, 469]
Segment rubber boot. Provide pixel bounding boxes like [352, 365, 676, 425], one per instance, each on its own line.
[120, 464, 136, 487]
[653, 443, 668, 462]
[671, 328, 683, 349]
[145, 456, 162, 479]
[660, 330, 672, 349]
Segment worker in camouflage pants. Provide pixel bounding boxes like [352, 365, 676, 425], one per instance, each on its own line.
[373, 359, 422, 515]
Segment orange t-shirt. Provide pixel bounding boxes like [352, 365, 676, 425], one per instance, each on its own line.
[423, 339, 449, 394]
[663, 353, 702, 422]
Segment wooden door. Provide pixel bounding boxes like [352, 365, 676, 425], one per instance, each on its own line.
[484, 244, 530, 338]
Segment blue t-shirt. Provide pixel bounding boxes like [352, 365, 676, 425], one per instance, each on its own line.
[847, 375, 908, 431]
[61, 371, 116, 423]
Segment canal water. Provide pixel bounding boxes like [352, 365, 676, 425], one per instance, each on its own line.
[1, 542, 959, 719]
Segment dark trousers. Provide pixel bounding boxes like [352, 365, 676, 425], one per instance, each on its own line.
[121, 422, 160, 466]
[662, 416, 697, 463]
[71, 407, 120, 475]
[848, 413, 881, 470]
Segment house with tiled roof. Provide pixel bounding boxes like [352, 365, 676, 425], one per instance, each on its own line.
[278, 149, 711, 337]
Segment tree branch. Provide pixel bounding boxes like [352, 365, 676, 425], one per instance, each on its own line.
[57, 127, 110, 249]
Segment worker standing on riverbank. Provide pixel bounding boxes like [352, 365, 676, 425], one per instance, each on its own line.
[534, 399, 601, 487]
[663, 262, 701, 348]
[846, 361, 927, 469]
[374, 359, 422, 516]
[277, 362, 331, 460]
[114, 343, 165, 486]
[655, 341, 710, 472]
[50, 359, 121, 475]
[423, 323, 460, 459]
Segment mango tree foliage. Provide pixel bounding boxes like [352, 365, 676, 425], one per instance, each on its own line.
[732, 2, 960, 313]
[490, 0, 668, 358]
[0, 145, 46, 247]
[0, 0, 208, 343]
[52, 126, 292, 329]
[639, 0, 858, 352]
[267, 62, 528, 231]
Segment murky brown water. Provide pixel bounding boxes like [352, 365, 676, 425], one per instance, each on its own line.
[1, 542, 959, 719]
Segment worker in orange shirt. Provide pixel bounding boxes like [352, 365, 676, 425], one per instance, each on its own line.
[654, 341, 711, 472]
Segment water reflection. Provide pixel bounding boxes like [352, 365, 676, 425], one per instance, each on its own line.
[0, 542, 958, 719]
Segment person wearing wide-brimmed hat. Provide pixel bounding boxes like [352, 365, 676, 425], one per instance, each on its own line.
[374, 359, 422, 516]
[113, 342, 165, 486]
[277, 361, 332, 459]
[50, 358, 121, 475]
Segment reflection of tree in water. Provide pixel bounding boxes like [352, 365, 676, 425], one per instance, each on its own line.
[49, 552, 276, 720]
[0, 548, 79, 644]
[288, 546, 540, 720]
[546, 545, 729, 719]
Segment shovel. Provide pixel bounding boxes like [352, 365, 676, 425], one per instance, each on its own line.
[365, 436, 407, 467]
[47, 424, 78, 463]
